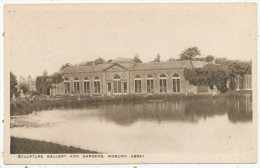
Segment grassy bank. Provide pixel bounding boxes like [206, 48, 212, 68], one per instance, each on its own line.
[11, 137, 99, 154]
[10, 91, 251, 116]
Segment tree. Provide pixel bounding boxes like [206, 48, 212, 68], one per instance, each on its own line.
[50, 72, 63, 84]
[206, 55, 214, 63]
[153, 54, 161, 62]
[94, 57, 105, 65]
[132, 54, 142, 63]
[168, 58, 181, 61]
[19, 82, 30, 94]
[10, 72, 18, 98]
[36, 76, 48, 94]
[59, 63, 73, 72]
[179, 47, 201, 61]
[106, 59, 113, 63]
[215, 57, 229, 65]
[43, 70, 48, 76]
[184, 64, 229, 93]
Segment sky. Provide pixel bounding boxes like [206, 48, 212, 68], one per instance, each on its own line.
[4, 3, 257, 78]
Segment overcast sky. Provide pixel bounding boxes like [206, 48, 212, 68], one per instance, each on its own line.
[4, 3, 257, 78]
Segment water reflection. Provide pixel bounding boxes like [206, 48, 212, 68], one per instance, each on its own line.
[96, 97, 252, 126]
[227, 97, 253, 123]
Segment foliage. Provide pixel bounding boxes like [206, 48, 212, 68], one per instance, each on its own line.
[179, 47, 201, 61]
[215, 57, 228, 65]
[205, 55, 214, 63]
[43, 70, 48, 76]
[10, 72, 18, 98]
[18, 82, 30, 94]
[132, 54, 142, 63]
[153, 54, 160, 62]
[168, 58, 181, 61]
[106, 59, 113, 63]
[194, 57, 206, 61]
[50, 72, 63, 84]
[36, 76, 49, 95]
[94, 57, 105, 65]
[184, 64, 228, 93]
[59, 63, 73, 72]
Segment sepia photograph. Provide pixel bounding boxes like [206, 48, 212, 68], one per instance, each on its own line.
[3, 3, 257, 164]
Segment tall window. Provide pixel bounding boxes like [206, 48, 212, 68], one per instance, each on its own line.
[135, 75, 142, 93]
[64, 78, 70, 94]
[173, 74, 180, 93]
[147, 74, 154, 93]
[84, 77, 90, 93]
[235, 75, 240, 90]
[113, 74, 121, 94]
[159, 74, 167, 93]
[107, 83, 111, 92]
[244, 75, 252, 90]
[74, 77, 80, 93]
[94, 76, 101, 93]
[123, 82, 127, 93]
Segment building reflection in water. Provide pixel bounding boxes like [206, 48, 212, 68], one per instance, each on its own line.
[97, 97, 252, 126]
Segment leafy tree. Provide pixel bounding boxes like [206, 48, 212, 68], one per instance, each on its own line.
[195, 57, 206, 61]
[43, 70, 48, 76]
[19, 82, 30, 94]
[36, 76, 48, 94]
[10, 72, 18, 98]
[94, 57, 105, 65]
[132, 54, 142, 63]
[168, 58, 181, 61]
[205, 55, 215, 63]
[153, 54, 161, 62]
[184, 64, 228, 93]
[50, 72, 63, 84]
[106, 59, 113, 63]
[179, 47, 201, 61]
[215, 57, 229, 65]
[59, 63, 73, 72]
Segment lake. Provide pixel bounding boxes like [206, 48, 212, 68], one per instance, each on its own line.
[11, 97, 254, 153]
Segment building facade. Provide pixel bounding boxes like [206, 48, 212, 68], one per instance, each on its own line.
[51, 59, 213, 96]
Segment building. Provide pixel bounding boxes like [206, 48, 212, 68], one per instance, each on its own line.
[18, 75, 36, 92]
[235, 74, 252, 91]
[51, 58, 213, 96]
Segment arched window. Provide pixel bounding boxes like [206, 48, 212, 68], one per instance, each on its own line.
[94, 76, 101, 93]
[113, 74, 121, 94]
[84, 77, 90, 93]
[159, 74, 167, 93]
[73, 77, 80, 93]
[147, 74, 154, 93]
[134, 75, 142, 93]
[172, 74, 180, 93]
[64, 77, 70, 94]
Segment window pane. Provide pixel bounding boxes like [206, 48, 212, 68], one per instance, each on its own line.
[123, 82, 127, 93]
[94, 81, 100, 93]
[84, 81, 90, 93]
[173, 79, 176, 92]
[135, 80, 141, 93]
[177, 79, 180, 92]
[108, 83, 111, 92]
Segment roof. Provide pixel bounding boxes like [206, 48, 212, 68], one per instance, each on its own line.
[130, 61, 191, 71]
[61, 60, 200, 74]
[112, 57, 133, 63]
[192, 61, 209, 68]
[61, 63, 112, 73]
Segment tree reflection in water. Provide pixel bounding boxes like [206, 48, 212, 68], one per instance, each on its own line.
[98, 97, 252, 126]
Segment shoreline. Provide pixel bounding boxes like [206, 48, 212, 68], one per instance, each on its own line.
[11, 137, 99, 154]
[10, 91, 252, 116]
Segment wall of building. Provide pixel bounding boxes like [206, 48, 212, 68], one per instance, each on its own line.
[129, 69, 186, 94]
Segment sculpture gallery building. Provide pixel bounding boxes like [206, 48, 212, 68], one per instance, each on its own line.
[52, 58, 208, 96]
